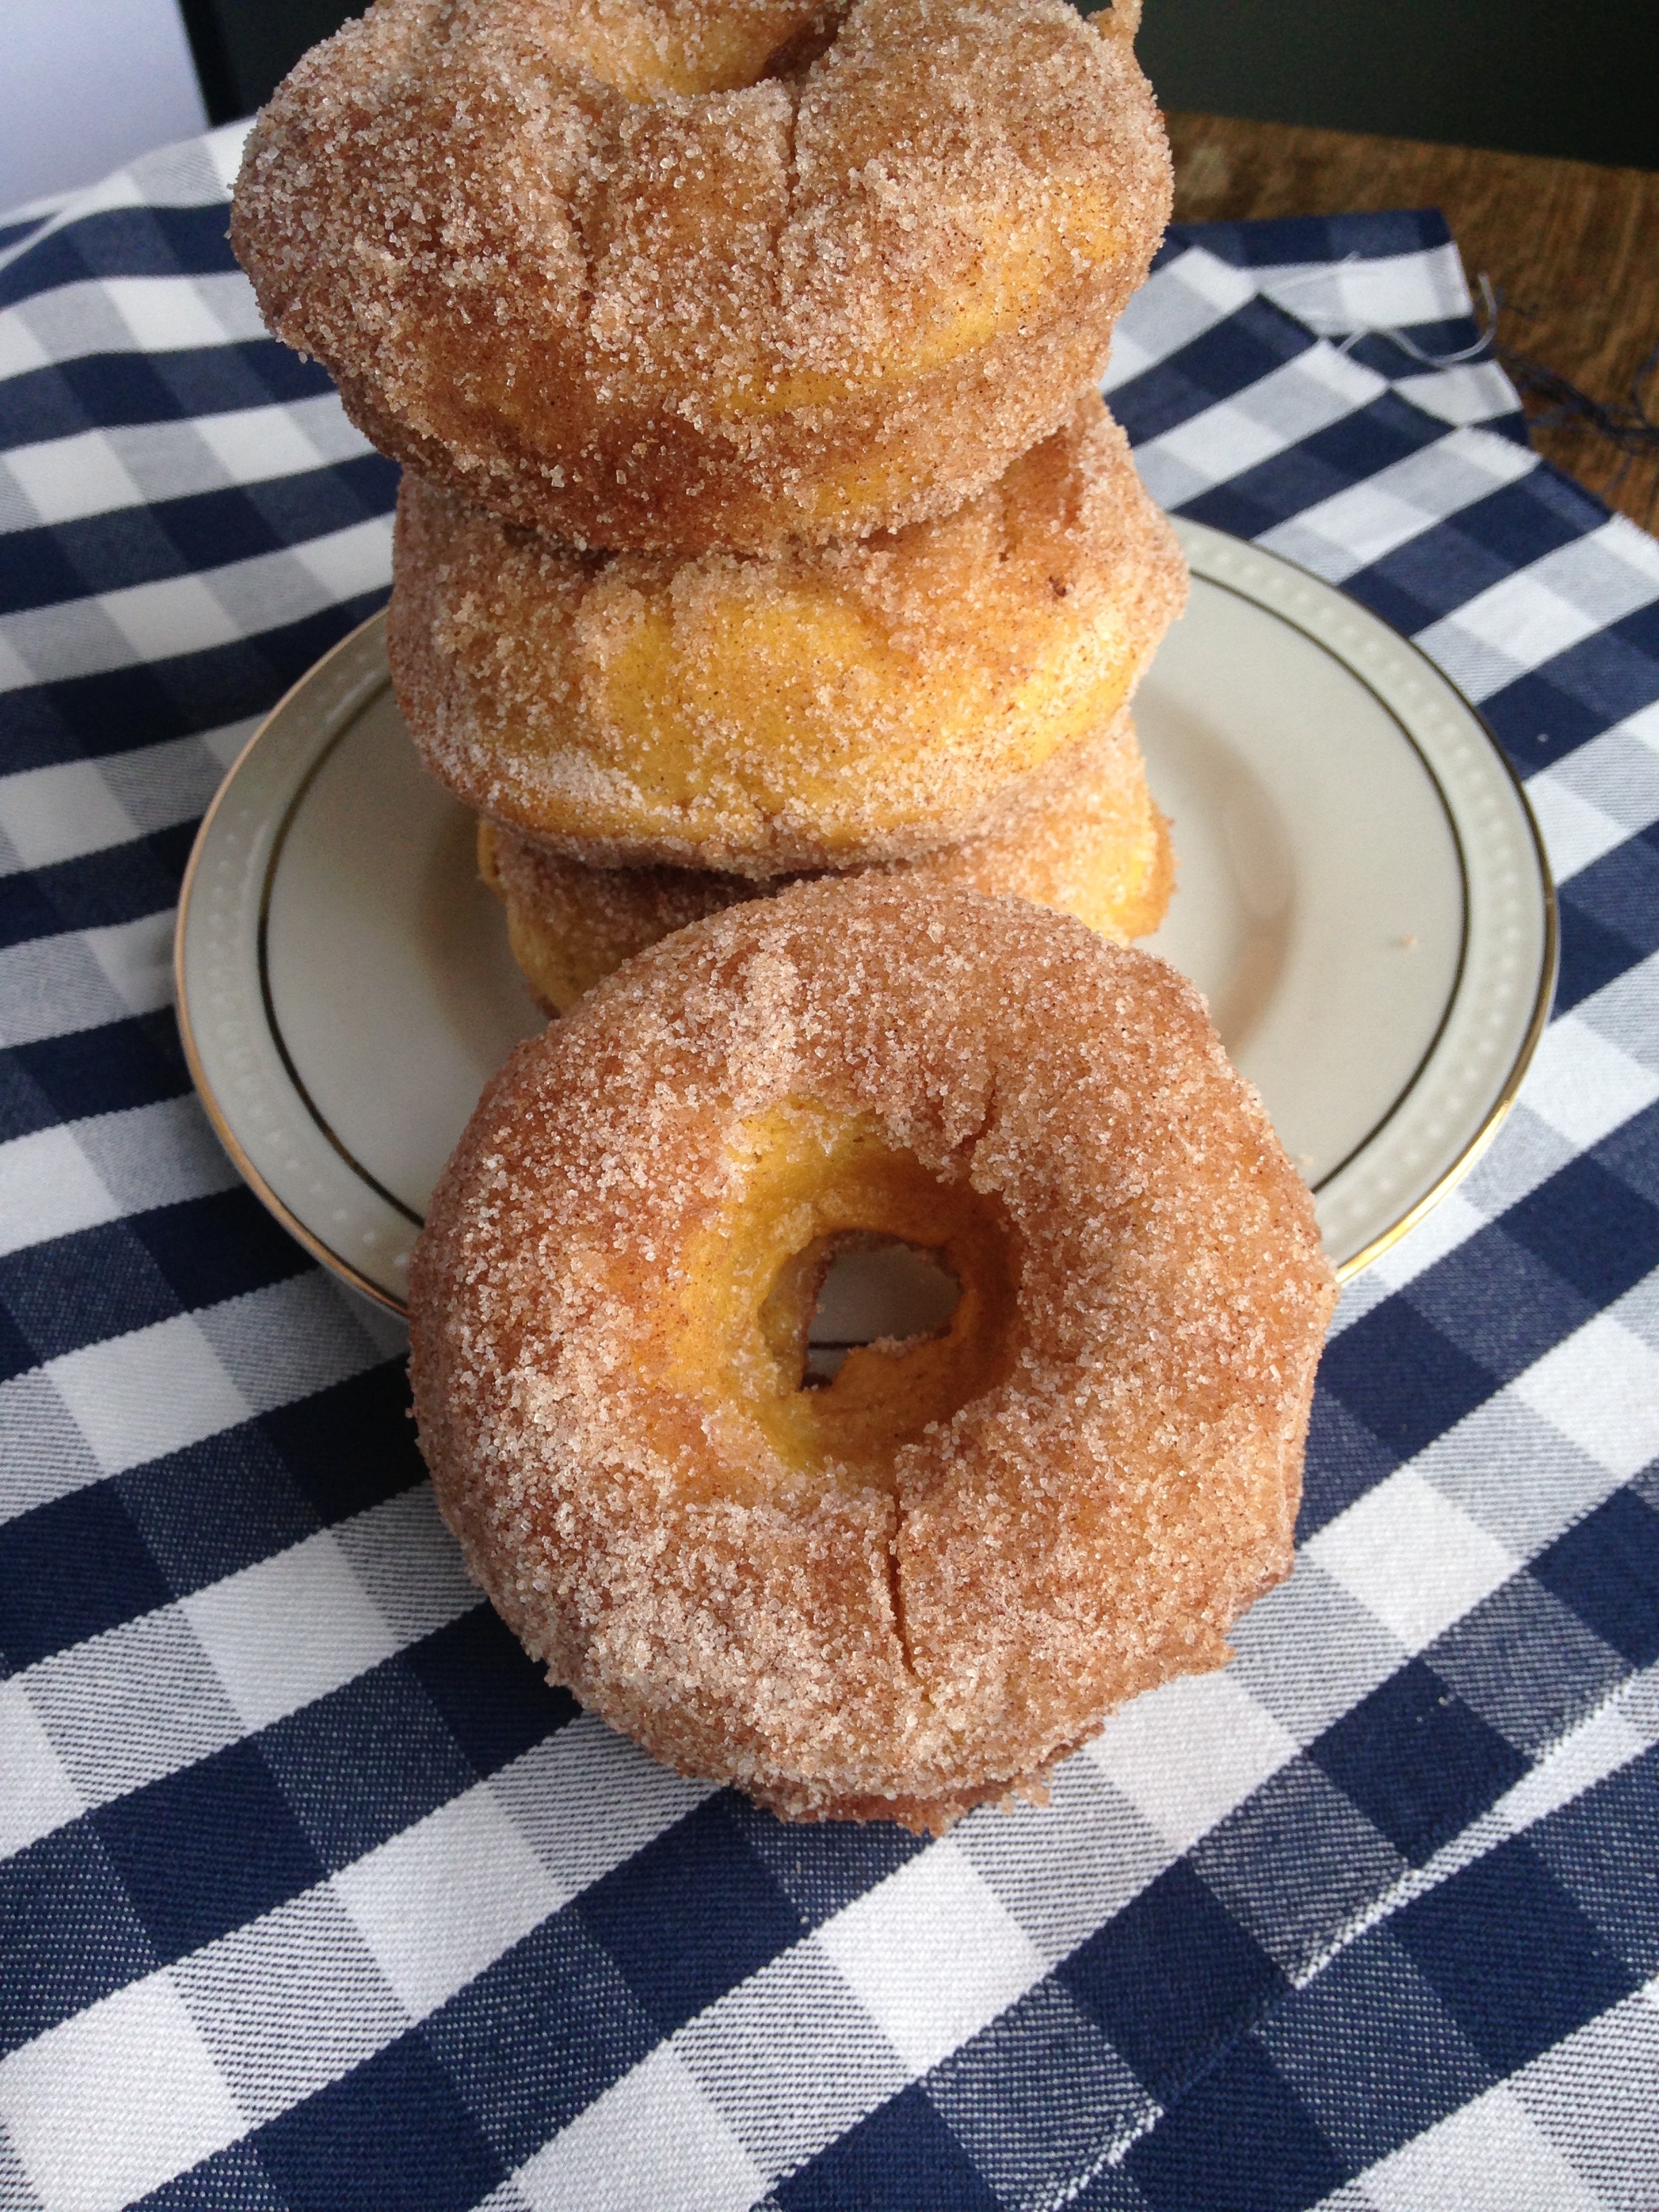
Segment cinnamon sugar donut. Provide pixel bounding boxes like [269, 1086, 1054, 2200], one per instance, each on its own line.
[479, 708, 1173, 1012]
[230, 0, 1170, 552]
[390, 392, 1186, 874]
[410, 878, 1335, 1829]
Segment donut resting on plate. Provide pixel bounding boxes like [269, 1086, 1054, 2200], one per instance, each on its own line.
[389, 392, 1187, 874]
[478, 707, 1173, 1012]
[409, 878, 1336, 1829]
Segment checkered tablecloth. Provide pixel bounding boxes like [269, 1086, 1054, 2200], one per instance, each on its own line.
[2, 123, 1658, 2212]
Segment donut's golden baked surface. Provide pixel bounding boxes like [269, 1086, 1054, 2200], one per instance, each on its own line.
[479, 707, 1173, 1012]
[390, 393, 1186, 872]
[410, 880, 1335, 1828]
[230, 0, 1171, 550]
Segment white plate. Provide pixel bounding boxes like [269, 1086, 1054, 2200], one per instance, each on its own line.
[175, 519, 1555, 1313]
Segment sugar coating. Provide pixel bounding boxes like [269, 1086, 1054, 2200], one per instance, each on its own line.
[409, 878, 1336, 1830]
[390, 390, 1187, 872]
[230, 0, 1172, 551]
[480, 705, 1173, 1010]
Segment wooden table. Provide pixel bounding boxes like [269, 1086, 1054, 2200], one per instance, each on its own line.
[1166, 112, 1659, 533]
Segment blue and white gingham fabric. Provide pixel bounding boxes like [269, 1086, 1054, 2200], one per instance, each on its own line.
[2, 125, 1658, 2212]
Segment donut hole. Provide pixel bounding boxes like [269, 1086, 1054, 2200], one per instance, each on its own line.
[571, 0, 845, 101]
[672, 1102, 1019, 1491]
[800, 1235, 962, 1385]
[756, 1174, 1017, 1487]
[756, 2, 851, 84]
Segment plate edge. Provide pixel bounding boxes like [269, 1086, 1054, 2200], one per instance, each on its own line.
[174, 609, 411, 1317]
[1175, 520, 1561, 1281]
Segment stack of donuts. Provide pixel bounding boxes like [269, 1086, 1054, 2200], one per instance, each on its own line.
[231, 0, 1187, 1008]
[231, 0, 1336, 1832]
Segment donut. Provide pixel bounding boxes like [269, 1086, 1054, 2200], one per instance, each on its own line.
[410, 878, 1335, 1829]
[230, 0, 1171, 551]
[390, 390, 1187, 874]
[478, 707, 1173, 1012]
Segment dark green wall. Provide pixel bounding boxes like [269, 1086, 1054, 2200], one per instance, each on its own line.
[186, 0, 1658, 170]
[1132, 0, 1658, 169]
[180, 0, 361, 122]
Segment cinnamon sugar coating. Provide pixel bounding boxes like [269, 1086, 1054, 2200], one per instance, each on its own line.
[390, 391, 1187, 872]
[409, 879, 1336, 1829]
[480, 707, 1172, 1011]
[230, 0, 1171, 551]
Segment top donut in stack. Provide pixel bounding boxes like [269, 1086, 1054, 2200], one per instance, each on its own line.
[232, 0, 1184, 943]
